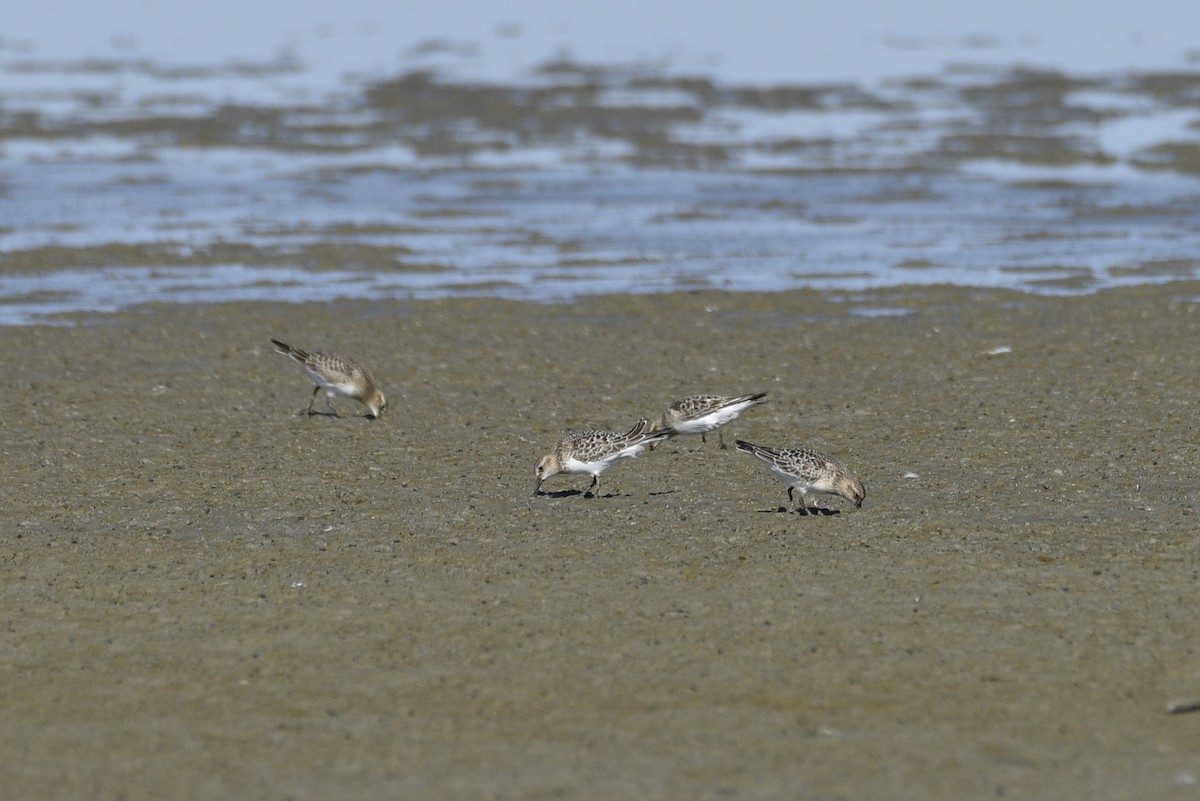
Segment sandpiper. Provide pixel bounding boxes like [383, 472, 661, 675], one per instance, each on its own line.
[656, 392, 768, 449]
[735, 439, 865, 514]
[535, 418, 669, 498]
[270, 339, 387, 419]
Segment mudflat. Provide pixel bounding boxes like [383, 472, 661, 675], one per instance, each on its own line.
[3, 284, 1199, 800]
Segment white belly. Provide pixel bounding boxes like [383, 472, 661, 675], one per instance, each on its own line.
[676, 401, 754, 434]
[563, 443, 645, 475]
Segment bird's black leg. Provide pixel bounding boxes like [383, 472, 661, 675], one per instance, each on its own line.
[304, 385, 320, 416]
[586, 475, 599, 498]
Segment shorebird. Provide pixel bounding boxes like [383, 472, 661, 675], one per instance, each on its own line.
[735, 439, 865, 514]
[534, 418, 669, 498]
[656, 392, 768, 449]
[270, 338, 387, 419]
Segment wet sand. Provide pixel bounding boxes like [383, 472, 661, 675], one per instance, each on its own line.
[3, 283, 1200, 799]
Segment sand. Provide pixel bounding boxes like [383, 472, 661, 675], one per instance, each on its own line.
[3, 283, 1200, 800]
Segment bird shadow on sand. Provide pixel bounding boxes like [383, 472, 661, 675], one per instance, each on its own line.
[296, 409, 377, 419]
[536, 489, 614, 499]
[537, 488, 676, 500]
[756, 505, 841, 516]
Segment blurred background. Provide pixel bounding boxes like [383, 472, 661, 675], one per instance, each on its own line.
[3, 0, 1200, 322]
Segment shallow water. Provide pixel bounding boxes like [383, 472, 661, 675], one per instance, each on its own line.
[3, 2, 1200, 323]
